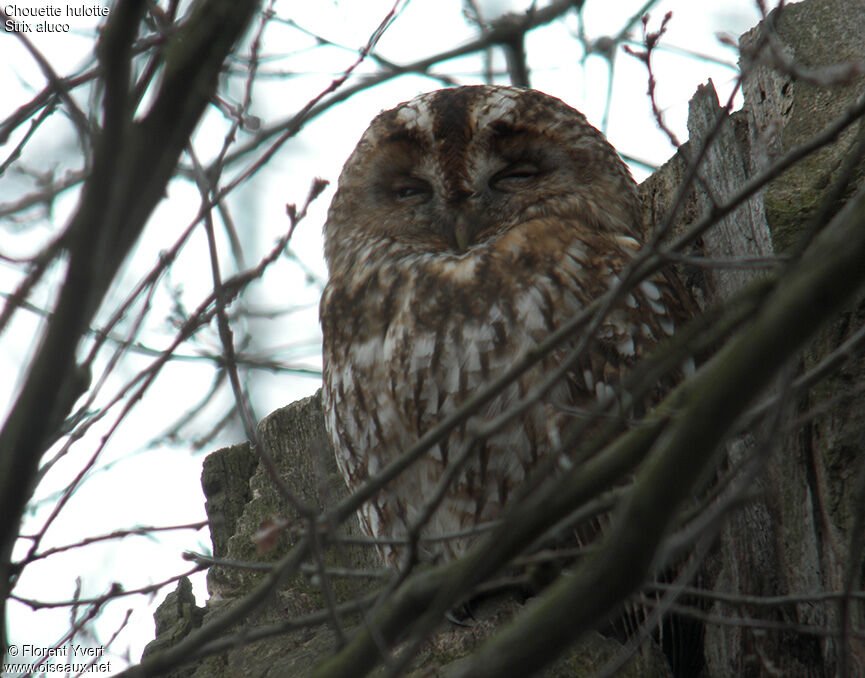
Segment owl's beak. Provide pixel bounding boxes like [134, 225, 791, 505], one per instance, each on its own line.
[453, 215, 473, 252]
[451, 199, 483, 252]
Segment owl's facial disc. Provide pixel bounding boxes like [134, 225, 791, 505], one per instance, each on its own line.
[366, 124, 557, 252]
[327, 85, 640, 265]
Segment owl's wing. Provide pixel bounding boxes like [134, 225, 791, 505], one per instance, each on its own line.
[559, 233, 696, 423]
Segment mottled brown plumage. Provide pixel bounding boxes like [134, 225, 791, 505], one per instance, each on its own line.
[320, 86, 692, 566]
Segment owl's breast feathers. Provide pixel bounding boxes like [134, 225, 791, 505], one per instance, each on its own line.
[322, 216, 681, 362]
[321, 216, 688, 561]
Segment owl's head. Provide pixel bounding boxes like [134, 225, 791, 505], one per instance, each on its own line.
[324, 86, 639, 272]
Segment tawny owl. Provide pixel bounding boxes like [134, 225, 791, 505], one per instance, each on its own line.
[320, 85, 692, 567]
